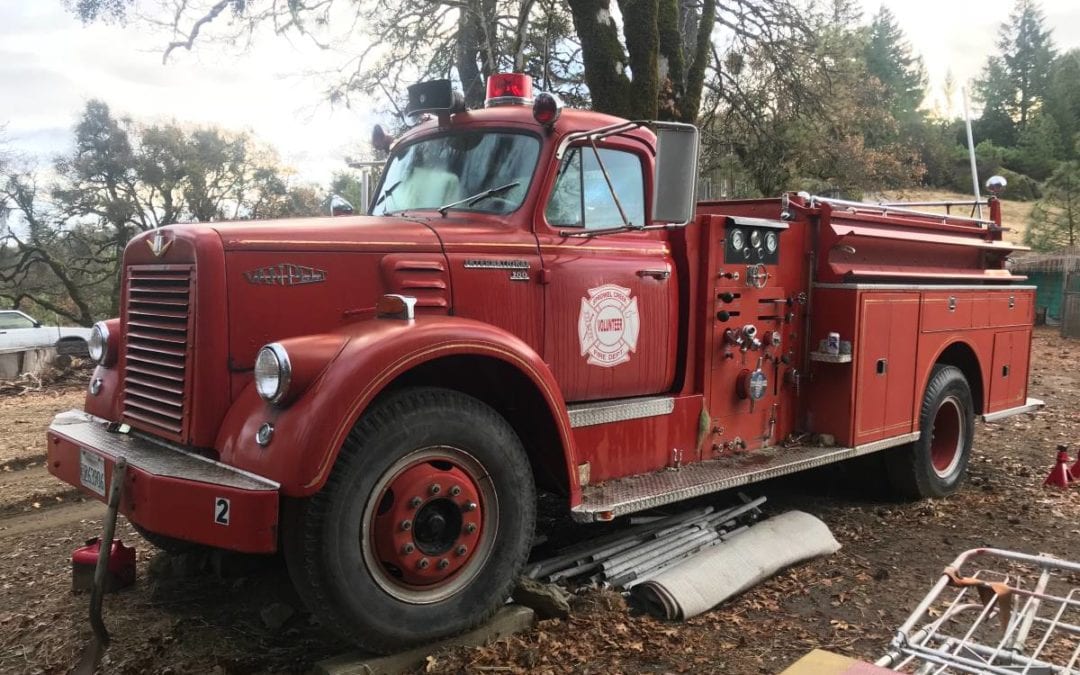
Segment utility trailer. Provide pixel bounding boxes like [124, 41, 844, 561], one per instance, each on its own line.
[46, 73, 1041, 653]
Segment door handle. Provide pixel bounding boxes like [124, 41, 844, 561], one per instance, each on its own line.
[636, 268, 670, 280]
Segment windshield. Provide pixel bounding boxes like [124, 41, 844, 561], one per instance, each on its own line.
[371, 131, 540, 216]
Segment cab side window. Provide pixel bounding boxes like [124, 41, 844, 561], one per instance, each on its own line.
[545, 147, 645, 230]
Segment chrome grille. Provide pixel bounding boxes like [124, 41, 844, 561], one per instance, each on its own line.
[123, 265, 194, 439]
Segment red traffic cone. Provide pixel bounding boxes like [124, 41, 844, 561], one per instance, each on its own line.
[1044, 445, 1075, 489]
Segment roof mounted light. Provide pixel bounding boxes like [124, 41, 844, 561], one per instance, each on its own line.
[485, 73, 533, 107]
[532, 92, 562, 127]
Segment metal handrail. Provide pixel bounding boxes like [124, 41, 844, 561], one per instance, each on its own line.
[809, 195, 998, 228]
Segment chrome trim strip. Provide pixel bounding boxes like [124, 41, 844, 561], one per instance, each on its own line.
[982, 397, 1044, 423]
[814, 283, 1036, 291]
[727, 216, 789, 231]
[567, 396, 676, 428]
[571, 431, 919, 521]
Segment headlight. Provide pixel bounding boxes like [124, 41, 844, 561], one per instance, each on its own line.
[254, 343, 291, 404]
[88, 322, 110, 365]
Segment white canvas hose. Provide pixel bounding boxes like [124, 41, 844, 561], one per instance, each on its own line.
[631, 510, 841, 620]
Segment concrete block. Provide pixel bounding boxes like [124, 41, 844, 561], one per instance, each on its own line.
[315, 605, 536, 675]
[0, 347, 56, 380]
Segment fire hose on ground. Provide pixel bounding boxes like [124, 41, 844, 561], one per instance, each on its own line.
[528, 497, 841, 620]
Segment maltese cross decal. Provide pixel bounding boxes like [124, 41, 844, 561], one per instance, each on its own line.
[577, 284, 640, 367]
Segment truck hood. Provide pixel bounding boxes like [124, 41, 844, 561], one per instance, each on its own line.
[211, 214, 442, 253]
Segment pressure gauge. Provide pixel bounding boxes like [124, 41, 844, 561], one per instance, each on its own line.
[729, 229, 745, 250]
[750, 230, 762, 248]
[765, 231, 778, 253]
[756, 247, 765, 259]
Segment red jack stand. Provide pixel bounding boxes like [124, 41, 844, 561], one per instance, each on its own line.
[1044, 445, 1075, 489]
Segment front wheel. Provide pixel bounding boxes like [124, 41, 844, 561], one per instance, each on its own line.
[886, 365, 975, 499]
[284, 387, 536, 654]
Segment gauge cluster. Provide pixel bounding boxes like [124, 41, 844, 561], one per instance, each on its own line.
[724, 222, 781, 265]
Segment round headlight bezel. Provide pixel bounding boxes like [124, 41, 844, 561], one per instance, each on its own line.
[88, 321, 111, 366]
[254, 343, 292, 404]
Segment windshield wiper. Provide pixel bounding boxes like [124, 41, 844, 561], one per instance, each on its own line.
[371, 180, 402, 213]
[437, 182, 520, 217]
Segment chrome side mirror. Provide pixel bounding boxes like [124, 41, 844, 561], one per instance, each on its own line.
[652, 122, 699, 227]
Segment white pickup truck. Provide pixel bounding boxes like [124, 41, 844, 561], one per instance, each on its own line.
[0, 310, 90, 356]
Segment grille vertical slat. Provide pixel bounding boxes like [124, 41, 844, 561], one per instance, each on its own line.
[123, 265, 193, 440]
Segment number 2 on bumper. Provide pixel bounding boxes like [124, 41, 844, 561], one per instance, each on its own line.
[214, 497, 230, 525]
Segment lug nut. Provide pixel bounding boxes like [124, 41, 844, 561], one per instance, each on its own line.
[456, 545, 467, 556]
[449, 485, 462, 496]
[402, 543, 415, 554]
[400, 519, 412, 531]
[417, 558, 430, 569]
[429, 483, 441, 496]
[409, 496, 422, 509]
[464, 523, 477, 534]
[437, 558, 449, 570]
[464, 502, 478, 512]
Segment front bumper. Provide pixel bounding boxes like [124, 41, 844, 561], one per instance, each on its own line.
[47, 410, 280, 553]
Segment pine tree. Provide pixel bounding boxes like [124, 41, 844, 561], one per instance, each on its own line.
[863, 7, 926, 124]
[976, 0, 1055, 141]
[1025, 161, 1080, 251]
[1044, 50, 1080, 161]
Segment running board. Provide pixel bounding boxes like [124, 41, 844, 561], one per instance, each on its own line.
[981, 397, 1044, 423]
[571, 433, 920, 522]
[566, 396, 675, 428]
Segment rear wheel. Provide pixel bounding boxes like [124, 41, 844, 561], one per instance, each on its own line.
[285, 387, 535, 653]
[886, 365, 975, 499]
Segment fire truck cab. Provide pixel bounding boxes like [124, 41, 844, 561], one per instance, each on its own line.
[46, 74, 1041, 652]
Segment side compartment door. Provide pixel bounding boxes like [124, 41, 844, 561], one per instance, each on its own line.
[855, 292, 919, 445]
[536, 145, 677, 402]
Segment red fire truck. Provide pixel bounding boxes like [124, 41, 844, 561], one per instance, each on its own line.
[47, 73, 1041, 652]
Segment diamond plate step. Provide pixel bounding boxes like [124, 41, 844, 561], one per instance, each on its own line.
[571, 432, 919, 522]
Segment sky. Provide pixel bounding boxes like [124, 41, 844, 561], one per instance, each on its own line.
[1, 0, 1079, 185]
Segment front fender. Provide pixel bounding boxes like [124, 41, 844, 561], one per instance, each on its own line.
[215, 316, 577, 498]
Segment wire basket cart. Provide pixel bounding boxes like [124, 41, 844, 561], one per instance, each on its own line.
[878, 548, 1080, 674]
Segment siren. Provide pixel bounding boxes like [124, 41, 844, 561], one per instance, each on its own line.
[485, 73, 533, 107]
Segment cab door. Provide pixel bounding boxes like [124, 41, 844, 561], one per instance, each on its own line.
[535, 143, 677, 402]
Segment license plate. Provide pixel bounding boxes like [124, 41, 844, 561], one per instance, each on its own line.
[79, 449, 106, 496]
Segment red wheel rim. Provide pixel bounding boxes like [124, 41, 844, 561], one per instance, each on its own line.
[362, 446, 497, 604]
[930, 396, 965, 478]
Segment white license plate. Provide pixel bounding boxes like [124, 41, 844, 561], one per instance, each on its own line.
[79, 449, 106, 496]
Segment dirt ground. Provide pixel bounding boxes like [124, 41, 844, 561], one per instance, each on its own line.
[0, 328, 1078, 674]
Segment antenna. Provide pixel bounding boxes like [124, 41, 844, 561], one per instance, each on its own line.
[962, 86, 983, 219]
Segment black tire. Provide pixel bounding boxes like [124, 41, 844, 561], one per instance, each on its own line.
[885, 365, 975, 499]
[284, 386, 536, 654]
[132, 523, 203, 554]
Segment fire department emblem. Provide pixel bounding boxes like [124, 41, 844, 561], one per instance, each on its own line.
[578, 284, 640, 367]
